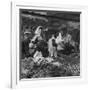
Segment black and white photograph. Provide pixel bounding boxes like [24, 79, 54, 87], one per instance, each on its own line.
[20, 9, 80, 79]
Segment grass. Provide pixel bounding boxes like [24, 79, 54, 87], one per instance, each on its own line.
[20, 53, 80, 79]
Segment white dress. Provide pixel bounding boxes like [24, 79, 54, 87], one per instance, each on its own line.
[55, 33, 64, 50]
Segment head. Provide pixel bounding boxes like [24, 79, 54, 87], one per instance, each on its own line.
[35, 26, 43, 35]
[24, 33, 30, 40]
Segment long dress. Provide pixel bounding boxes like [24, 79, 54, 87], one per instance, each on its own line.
[55, 33, 64, 50]
[48, 36, 57, 57]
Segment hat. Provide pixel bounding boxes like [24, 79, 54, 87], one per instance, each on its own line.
[24, 30, 31, 34]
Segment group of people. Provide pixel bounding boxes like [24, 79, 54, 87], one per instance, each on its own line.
[22, 25, 80, 59]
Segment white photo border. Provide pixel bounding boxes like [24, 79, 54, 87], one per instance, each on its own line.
[11, 1, 88, 88]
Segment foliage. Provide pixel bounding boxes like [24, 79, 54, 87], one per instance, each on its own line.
[20, 53, 80, 79]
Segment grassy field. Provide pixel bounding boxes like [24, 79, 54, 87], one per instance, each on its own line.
[20, 53, 80, 79]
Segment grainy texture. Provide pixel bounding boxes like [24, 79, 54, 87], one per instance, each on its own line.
[20, 9, 80, 79]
